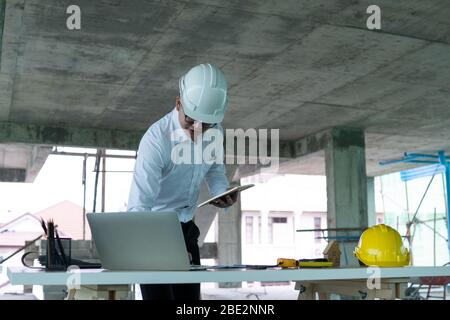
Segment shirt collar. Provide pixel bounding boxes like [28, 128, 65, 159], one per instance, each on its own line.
[171, 107, 190, 144]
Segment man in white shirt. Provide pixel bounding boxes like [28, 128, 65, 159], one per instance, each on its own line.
[127, 63, 238, 300]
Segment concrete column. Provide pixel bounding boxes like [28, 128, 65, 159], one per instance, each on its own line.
[26, 146, 52, 182]
[261, 210, 269, 244]
[218, 164, 242, 288]
[195, 182, 219, 246]
[325, 128, 368, 266]
[367, 177, 376, 227]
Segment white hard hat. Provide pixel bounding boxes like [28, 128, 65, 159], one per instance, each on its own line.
[179, 63, 228, 124]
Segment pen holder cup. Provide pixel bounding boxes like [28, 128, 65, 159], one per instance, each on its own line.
[45, 237, 71, 271]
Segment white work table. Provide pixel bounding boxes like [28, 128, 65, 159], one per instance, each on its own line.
[7, 266, 450, 286]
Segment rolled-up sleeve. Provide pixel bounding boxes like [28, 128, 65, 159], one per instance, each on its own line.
[127, 133, 164, 212]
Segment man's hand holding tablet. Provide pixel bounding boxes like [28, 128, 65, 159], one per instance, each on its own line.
[197, 184, 255, 208]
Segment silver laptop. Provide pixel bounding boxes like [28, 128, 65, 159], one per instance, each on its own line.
[87, 211, 191, 271]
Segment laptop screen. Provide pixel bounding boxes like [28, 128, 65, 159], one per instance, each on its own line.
[87, 211, 191, 271]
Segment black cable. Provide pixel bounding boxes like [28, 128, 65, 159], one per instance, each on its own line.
[20, 251, 44, 270]
[0, 235, 42, 264]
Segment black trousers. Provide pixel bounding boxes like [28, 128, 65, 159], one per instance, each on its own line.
[140, 220, 201, 300]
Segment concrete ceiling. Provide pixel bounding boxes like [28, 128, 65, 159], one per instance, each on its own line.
[1, 0, 450, 177]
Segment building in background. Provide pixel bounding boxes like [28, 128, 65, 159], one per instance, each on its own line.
[239, 174, 329, 264]
[0, 201, 87, 293]
[237, 174, 385, 265]
[233, 172, 447, 267]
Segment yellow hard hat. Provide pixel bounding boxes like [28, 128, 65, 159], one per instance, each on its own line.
[354, 224, 410, 267]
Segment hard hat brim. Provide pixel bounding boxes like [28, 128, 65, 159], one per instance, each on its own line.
[181, 96, 224, 124]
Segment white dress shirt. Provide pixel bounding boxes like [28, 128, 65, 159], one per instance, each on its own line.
[127, 107, 229, 222]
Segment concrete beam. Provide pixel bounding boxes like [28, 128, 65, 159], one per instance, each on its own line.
[292, 127, 365, 158]
[0, 122, 144, 150]
[223, 132, 293, 179]
[0, 123, 297, 160]
[0, 168, 25, 182]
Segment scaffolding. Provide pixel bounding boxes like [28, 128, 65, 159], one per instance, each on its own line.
[380, 150, 450, 263]
[51, 147, 136, 239]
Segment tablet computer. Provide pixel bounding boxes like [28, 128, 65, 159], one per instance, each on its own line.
[197, 184, 255, 208]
